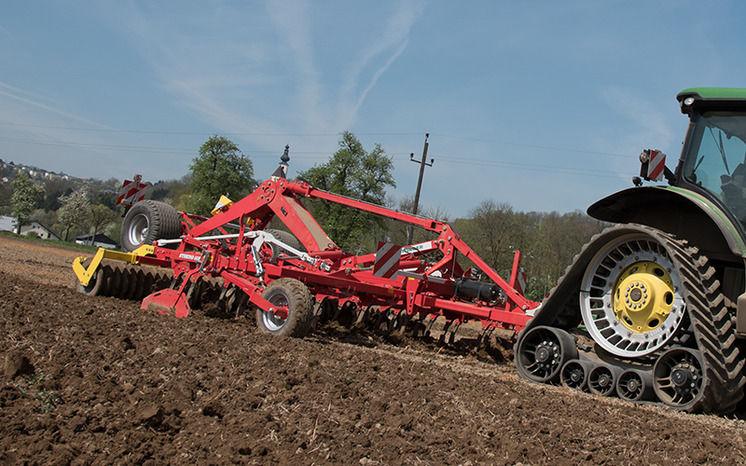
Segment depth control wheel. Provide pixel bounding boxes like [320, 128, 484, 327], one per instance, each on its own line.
[257, 278, 314, 338]
[516, 326, 578, 384]
[653, 347, 705, 410]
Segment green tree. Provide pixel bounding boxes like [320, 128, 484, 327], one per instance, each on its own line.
[41, 178, 75, 211]
[87, 204, 118, 245]
[297, 131, 395, 252]
[57, 191, 90, 241]
[459, 200, 526, 276]
[10, 173, 44, 234]
[188, 135, 256, 215]
[523, 211, 604, 300]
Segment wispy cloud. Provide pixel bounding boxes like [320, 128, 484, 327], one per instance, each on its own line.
[342, 1, 425, 121]
[110, 0, 425, 164]
[598, 86, 676, 184]
[266, 0, 322, 130]
[0, 81, 112, 129]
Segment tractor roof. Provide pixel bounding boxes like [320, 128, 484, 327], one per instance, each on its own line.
[677, 87, 746, 115]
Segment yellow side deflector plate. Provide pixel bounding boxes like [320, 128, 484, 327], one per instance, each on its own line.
[72, 245, 155, 286]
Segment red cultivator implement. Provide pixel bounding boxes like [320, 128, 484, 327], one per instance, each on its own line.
[74, 158, 537, 341]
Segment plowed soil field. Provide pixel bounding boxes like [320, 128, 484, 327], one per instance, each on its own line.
[2, 234, 746, 464]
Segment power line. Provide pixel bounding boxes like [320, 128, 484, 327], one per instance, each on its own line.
[0, 135, 630, 178]
[0, 122, 422, 138]
[429, 132, 632, 159]
[0, 136, 330, 157]
[0, 122, 632, 159]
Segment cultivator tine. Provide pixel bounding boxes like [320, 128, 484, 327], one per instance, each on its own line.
[439, 320, 460, 346]
[352, 306, 368, 328]
[223, 285, 249, 317]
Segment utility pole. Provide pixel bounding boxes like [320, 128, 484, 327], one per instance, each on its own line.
[407, 133, 434, 244]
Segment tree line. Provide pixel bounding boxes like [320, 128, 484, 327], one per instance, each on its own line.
[1, 132, 604, 299]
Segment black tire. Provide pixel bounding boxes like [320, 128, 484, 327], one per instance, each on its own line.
[256, 278, 314, 337]
[265, 229, 305, 261]
[121, 200, 182, 252]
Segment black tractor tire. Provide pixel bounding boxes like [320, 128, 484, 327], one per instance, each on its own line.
[121, 200, 182, 252]
[265, 229, 305, 261]
[256, 278, 314, 337]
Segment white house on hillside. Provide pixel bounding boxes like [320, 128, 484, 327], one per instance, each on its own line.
[0, 215, 61, 240]
[75, 233, 117, 249]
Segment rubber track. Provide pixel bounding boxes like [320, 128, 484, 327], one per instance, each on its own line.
[664, 234, 745, 413]
[517, 224, 745, 413]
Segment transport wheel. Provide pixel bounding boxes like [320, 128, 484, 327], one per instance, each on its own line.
[121, 200, 182, 252]
[515, 326, 578, 384]
[264, 229, 305, 262]
[579, 232, 686, 358]
[653, 347, 705, 410]
[256, 278, 314, 337]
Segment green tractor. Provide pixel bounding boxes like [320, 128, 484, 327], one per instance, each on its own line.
[515, 88, 746, 413]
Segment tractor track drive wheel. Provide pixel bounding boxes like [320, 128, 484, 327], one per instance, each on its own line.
[121, 200, 182, 252]
[579, 232, 687, 358]
[257, 278, 314, 338]
[515, 224, 745, 413]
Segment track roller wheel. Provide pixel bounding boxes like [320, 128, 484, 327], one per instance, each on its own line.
[616, 369, 654, 402]
[256, 278, 314, 338]
[653, 347, 705, 410]
[561, 360, 593, 390]
[515, 326, 578, 384]
[588, 364, 622, 397]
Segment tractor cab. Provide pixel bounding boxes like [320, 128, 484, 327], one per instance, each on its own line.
[676, 88, 746, 235]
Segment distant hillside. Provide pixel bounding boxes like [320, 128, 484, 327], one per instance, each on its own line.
[0, 159, 86, 184]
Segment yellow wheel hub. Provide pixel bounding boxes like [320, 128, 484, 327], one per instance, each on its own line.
[613, 261, 675, 333]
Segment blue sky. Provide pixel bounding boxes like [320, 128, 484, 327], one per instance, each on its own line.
[1, 1, 745, 218]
